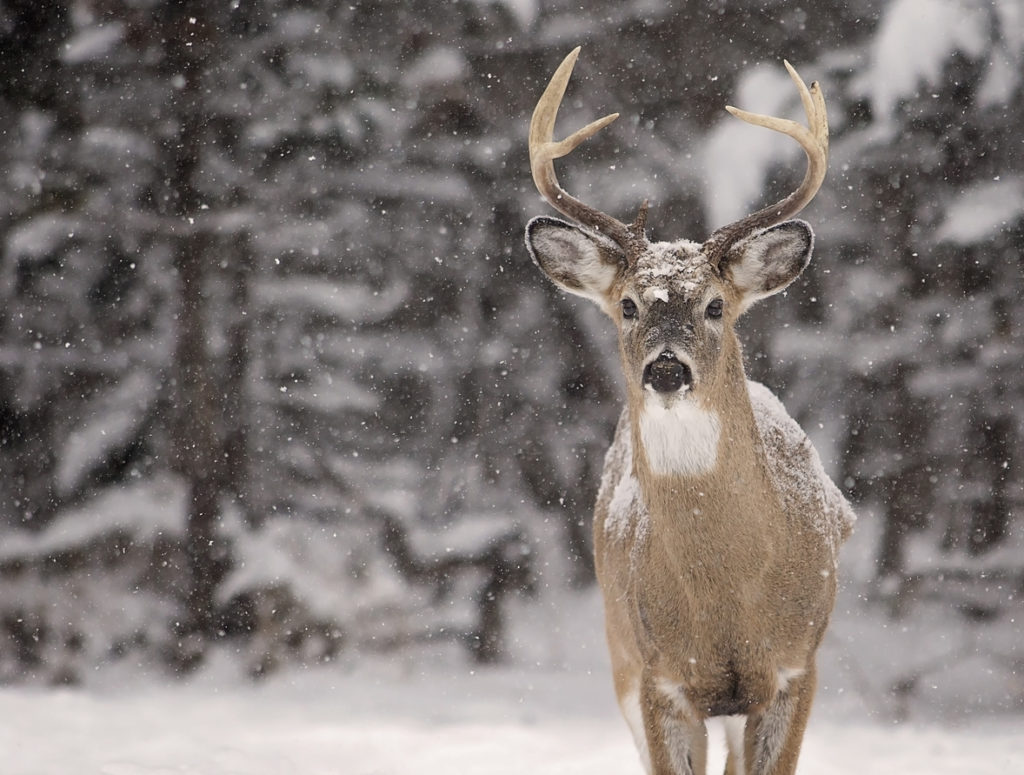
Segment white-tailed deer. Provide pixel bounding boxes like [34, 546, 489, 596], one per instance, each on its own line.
[525, 48, 855, 775]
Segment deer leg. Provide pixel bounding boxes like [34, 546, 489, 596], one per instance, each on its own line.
[640, 674, 708, 775]
[723, 715, 747, 775]
[744, 663, 817, 775]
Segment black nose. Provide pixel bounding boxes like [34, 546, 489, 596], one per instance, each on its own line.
[643, 352, 692, 393]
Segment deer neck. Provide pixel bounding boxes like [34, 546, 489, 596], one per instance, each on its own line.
[628, 335, 763, 506]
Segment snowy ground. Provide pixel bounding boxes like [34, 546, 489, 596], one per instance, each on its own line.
[1, 655, 1021, 775]
[2, 518, 1019, 774]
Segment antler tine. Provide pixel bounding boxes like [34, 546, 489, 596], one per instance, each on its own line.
[704, 61, 829, 266]
[529, 47, 633, 249]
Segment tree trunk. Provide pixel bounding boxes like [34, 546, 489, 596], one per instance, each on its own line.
[162, 2, 227, 655]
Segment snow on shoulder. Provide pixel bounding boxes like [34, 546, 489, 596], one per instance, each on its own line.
[748, 380, 855, 560]
[598, 410, 648, 544]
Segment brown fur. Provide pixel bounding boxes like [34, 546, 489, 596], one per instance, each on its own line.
[593, 324, 841, 774]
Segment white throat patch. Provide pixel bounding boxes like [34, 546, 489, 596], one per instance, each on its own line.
[639, 395, 721, 476]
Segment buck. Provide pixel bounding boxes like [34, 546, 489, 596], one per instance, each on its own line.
[524, 49, 855, 775]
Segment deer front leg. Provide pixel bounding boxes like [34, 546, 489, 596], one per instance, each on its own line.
[639, 673, 708, 775]
[744, 663, 817, 775]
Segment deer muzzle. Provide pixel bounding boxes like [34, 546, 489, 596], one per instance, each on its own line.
[643, 351, 692, 394]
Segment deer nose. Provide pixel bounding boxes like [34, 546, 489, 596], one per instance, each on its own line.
[643, 351, 692, 393]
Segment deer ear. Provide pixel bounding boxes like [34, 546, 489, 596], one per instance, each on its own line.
[723, 220, 813, 311]
[525, 216, 624, 304]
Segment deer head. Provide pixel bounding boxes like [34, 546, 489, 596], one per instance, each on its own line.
[525, 48, 828, 475]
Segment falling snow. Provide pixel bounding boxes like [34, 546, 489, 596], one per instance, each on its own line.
[0, 2, 1021, 767]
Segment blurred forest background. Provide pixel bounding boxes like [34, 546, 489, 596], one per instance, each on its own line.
[0, 0, 1020, 717]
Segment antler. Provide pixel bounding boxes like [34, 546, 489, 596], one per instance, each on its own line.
[529, 47, 634, 249]
[703, 61, 829, 266]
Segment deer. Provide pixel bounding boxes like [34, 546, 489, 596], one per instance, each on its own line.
[524, 48, 855, 775]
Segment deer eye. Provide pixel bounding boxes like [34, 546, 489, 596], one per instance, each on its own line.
[620, 298, 638, 319]
[706, 298, 724, 319]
